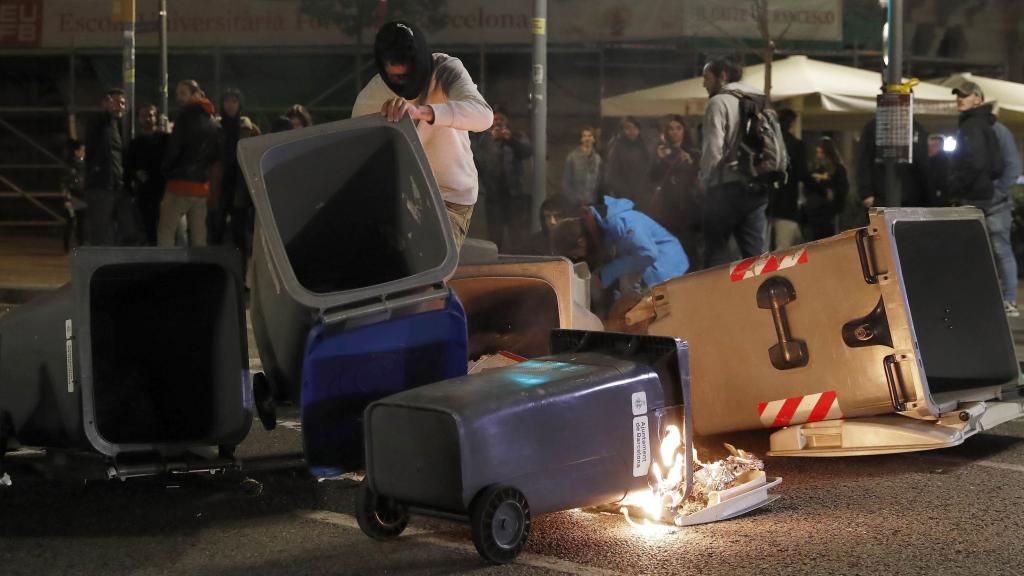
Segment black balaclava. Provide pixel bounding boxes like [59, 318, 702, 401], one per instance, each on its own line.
[374, 20, 433, 101]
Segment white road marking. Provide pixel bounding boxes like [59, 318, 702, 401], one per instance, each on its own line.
[297, 510, 625, 576]
[275, 420, 303, 432]
[914, 453, 1024, 474]
[973, 459, 1024, 474]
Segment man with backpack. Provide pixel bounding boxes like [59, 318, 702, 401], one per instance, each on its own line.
[950, 81, 1021, 316]
[699, 57, 789, 268]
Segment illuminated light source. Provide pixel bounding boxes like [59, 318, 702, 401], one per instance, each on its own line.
[943, 136, 958, 152]
[882, 22, 889, 67]
[620, 426, 766, 529]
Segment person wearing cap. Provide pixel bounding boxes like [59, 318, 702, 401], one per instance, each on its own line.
[950, 80, 1021, 317]
[352, 20, 493, 252]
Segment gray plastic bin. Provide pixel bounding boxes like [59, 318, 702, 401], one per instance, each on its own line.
[0, 248, 250, 457]
[237, 116, 458, 405]
[359, 330, 694, 564]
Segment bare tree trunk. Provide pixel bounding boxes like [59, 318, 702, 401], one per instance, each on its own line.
[755, 0, 773, 100]
[355, 4, 366, 93]
[1006, 0, 1023, 81]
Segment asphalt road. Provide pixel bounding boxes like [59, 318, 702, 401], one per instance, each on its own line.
[2, 405, 1024, 576]
[2, 300, 1024, 575]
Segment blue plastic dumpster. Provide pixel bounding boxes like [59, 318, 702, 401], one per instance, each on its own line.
[301, 292, 468, 475]
[237, 115, 468, 471]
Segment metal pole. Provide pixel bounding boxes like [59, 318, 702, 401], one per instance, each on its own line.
[68, 47, 77, 140]
[531, 0, 547, 231]
[884, 0, 903, 207]
[479, 43, 486, 96]
[159, 0, 169, 130]
[214, 47, 223, 105]
[122, 0, 136, 142]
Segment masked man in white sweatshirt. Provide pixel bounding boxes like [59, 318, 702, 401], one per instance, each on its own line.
[352, 20, 493, 252]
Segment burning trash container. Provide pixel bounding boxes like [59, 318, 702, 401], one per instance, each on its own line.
[628, 207, 1024, 455]
[358, 330, 781, 563]
[0, 248, 251, 467]
[238, 116, 469, 472]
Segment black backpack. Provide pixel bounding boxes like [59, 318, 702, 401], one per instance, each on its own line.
[724, 90, 790, 187]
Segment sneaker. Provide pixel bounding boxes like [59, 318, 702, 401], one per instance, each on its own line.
[1005, 301, 1020, 318]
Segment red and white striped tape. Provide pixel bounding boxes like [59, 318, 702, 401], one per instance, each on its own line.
[757, 390, 843, 428]
[729, 248, 809, 282]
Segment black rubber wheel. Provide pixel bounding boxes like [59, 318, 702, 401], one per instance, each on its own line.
[355, 483, 409, 540]
[470, 485, 531, 564]
[252, 372, 277, 431]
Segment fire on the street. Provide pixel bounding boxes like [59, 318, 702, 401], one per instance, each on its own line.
[620, 425, 767, 527]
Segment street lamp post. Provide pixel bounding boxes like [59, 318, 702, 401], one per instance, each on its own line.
[120, 0, 137, 142]
[159, 0, 168, 130]
[884, 0, 904, 206]
[531, 0, 547, 230]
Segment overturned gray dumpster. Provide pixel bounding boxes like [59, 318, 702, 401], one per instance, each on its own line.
[0, 248, 251, 461]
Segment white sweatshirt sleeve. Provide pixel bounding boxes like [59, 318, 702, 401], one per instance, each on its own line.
[428, 59, 493, 133]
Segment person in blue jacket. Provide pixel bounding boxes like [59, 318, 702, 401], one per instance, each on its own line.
[553, 195, 688, 301]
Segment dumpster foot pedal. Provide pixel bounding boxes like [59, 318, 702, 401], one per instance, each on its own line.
[676, 474, 782, 526]
[769, 416, 965, 456]
[766, 402, 1023, 457]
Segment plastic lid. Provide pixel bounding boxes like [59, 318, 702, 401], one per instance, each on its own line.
[238, 115, 458, 311]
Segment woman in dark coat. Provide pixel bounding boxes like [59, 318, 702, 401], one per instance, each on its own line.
[649, 115, 702, 269]
[605, 116, 651, 206]
[804, 136, 849, 240]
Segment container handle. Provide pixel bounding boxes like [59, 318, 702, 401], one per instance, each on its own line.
[756, 277, 809, 370]
[856, 228, 880, 285]
[320, 286, 450, 327]
[883, 354, 908, 412]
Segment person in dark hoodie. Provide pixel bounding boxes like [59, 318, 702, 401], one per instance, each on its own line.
[158, 79, 221, 247]
[512, 193, 575, 256]
[85, 88, 139, 245]
[553, 195, 688, 303]
[475, 106, 533, 250]
[352, 20, 493, 253]
[61, 139, 88, 252]
[949, 80, 1020, 316]
[208, 88, 244, 245]
[856, 116, 930, 209]
[605, 116, 651, 206]
[769, 109, 807, 249]
[124, 103, 169, 245]
[948, 81, 1003, 209]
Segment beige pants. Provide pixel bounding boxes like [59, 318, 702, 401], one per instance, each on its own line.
[445, 201, 474, 253]
[158, 193, 208, 247]
[770, 218, 802, 250]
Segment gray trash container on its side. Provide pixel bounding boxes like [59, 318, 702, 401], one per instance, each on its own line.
[238, 116, 460, 406]
[0, 248, 250, 457]
[360, 330, 695, 563]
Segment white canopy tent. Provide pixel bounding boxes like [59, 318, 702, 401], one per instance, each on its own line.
[601, 55, 956, 131]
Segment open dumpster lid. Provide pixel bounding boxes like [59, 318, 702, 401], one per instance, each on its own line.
[237, 115, 458, 312]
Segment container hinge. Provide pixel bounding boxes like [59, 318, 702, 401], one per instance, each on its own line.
[320, 286, 450, 328]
